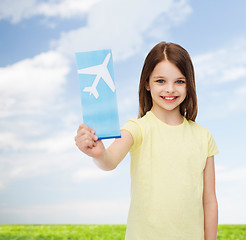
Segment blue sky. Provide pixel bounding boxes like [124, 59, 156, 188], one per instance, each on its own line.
[0, 0, 246, 224]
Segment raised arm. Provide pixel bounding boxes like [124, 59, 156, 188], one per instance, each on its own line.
[75, 124, 133, 171]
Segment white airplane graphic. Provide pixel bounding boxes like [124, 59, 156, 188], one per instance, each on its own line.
[77, 53, 115, 99]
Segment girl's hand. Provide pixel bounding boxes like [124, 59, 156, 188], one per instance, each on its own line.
[75, 124, 105, 159]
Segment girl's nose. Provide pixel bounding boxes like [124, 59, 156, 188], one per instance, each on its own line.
[165, 84, 175, 93]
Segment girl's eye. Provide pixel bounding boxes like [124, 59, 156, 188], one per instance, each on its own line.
[157, 80, 164, 83]
[176, 80, 185, 84]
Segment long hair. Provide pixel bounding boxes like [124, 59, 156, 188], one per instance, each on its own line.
[138, 41, 197, 121]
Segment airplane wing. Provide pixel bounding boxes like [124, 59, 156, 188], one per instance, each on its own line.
[77, 64, 101, 75]
[101, 69, 115, 92]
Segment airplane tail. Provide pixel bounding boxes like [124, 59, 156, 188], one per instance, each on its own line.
[83, 86, 99, 99]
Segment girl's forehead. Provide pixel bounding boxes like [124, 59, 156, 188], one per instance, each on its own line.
[150, 60, 185, 78]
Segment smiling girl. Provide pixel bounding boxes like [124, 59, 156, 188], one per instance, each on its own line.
[75, 42, 219, 240]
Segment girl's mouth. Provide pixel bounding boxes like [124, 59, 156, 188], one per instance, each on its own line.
[161, 96, 178, 102]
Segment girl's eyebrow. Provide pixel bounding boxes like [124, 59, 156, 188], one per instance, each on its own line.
[153, 75, 186, 80]
[153, 75, 165, 78]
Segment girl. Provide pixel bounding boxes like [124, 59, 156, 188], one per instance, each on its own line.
[75, 42, 219, 240]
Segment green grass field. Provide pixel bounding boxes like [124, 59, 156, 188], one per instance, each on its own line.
[0, 224, 245, 239]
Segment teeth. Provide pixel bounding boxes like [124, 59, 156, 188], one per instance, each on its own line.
[164, 97, 176, 100]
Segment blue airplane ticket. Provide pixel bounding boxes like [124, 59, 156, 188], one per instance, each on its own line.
[75, 49, 121, 140]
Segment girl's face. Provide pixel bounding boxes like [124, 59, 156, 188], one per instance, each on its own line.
[146, 60, 187, 115]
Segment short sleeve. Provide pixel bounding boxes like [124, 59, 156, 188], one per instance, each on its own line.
[121, 119, 142, 152]
[207, 131, 219, 157]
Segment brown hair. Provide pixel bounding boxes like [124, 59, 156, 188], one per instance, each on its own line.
[138, 41, 197, 121]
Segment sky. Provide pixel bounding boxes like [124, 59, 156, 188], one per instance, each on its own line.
[0, 0, 246, 224]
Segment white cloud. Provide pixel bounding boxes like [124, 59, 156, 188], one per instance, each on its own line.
[0, 0, 35, 23]
[27, 131, 75, 153]
[0, 0, 101, 23]
[0, 106, 84, 186]
[35, 0, 101, 19]
[193, 38, 246, 84]
[193, 38, 246, 119]
[227, 83, 246, 111]
[0, 50, 69, 117]
[0, 132, 18, 151]
[72, 167, 116, 183]
[0, 126, 119, 188]
[218, 195, 246, 224]
[0, 180, 4, 190]
[0, 200, 129, 224]
[215, 164, 246, 223]
[0, 149, 89, 185]
[54, 0, 192, 61]
[216, 165, 246, 182]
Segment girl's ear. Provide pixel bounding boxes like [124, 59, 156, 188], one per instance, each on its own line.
[145, 81, 150, 91]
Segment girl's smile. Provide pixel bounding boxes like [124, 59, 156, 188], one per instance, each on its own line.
[161, 96, 179, 102]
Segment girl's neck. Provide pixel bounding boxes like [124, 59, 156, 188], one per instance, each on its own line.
[150, 107, 184, 126]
